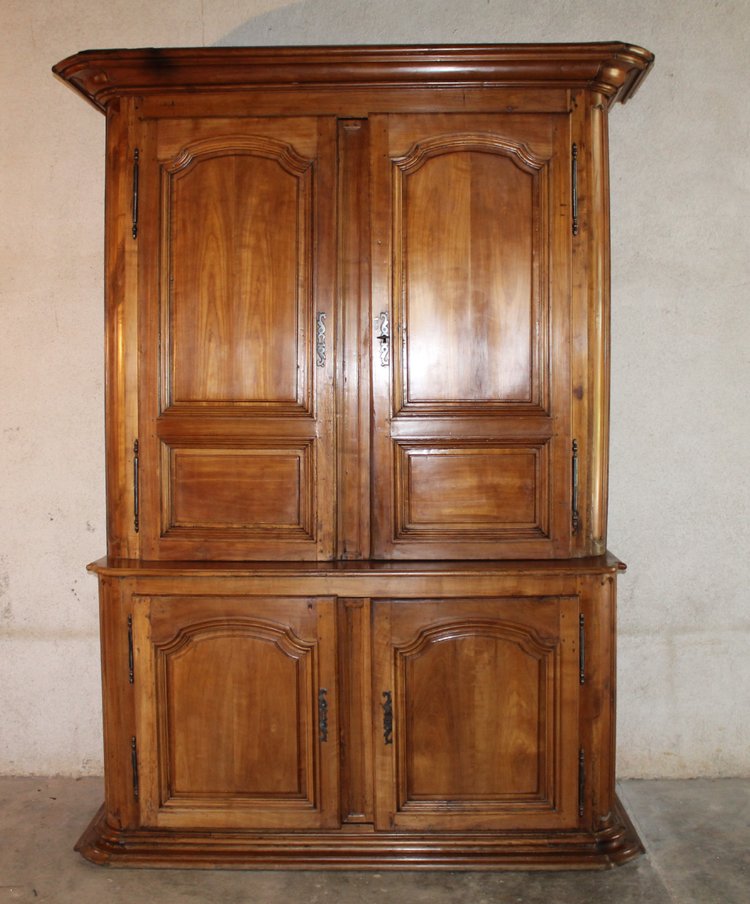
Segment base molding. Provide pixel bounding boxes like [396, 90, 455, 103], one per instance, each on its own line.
[76, 796, 643, 870]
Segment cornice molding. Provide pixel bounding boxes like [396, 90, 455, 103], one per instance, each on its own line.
[53, 43, 654, 113]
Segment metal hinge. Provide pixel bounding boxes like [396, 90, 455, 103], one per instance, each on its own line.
[131, 148, 140, 239]
[318, 688, 328, 742]
[571, 143, 579, 236]
[578, 748, 585, 817]
[382, 690, 393, 745]
[131, 736, 139, 800]
[571, 439, 580, 533]
[579, 614, 585, 685]
[133, 439, 140, 533]
[127, 615, 134, 684]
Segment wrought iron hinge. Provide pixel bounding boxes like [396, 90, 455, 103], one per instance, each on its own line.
[133, 439, 140, 533]
[571, 439, 580, 534]
[131, 148, 140, 240]
[382, 690, 393, 745]
[127, 615, 134, 684]
[579, 614, 585, 685]
[578, 748, 585, 817]
[318, 688, 328, 742]
[315, 312, 326, 367]
[571, 143, 579, 236]
[131, 736, 139, 800]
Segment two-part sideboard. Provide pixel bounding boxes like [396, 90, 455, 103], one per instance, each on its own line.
[53, 42, 653, 868]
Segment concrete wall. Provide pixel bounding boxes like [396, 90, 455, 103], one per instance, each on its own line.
[1, 0, 747, 777]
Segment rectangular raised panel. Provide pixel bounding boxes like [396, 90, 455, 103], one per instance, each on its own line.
[162, 138, 313, 411]
[373, 596, 580, 832]
[396, 442, 548, 538]
[394, 139, 547, 412]
[163, 443, 313, 538]
[134, 594, 338, 830]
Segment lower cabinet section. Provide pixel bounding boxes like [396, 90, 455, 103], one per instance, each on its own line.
[81, 556, 643, 869]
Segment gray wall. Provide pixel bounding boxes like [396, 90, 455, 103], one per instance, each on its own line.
[1, 0, 748, 777]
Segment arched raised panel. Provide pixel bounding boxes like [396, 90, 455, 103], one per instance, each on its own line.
[392, 134, 551, 415]
[373, 595, 580, 832]
[133, 594, 339, 830]
[394, 618, 556, 801]
[154, 617, 316, 799]
[161, 136, 314, 412]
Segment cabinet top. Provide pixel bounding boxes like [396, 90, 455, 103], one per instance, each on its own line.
[53, 42, 653, 113]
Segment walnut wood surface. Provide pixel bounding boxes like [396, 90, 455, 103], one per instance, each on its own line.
[372, 596, 580, 832]
[370, 112, 570, 558]
[137, 116, 336, 560]
[134, 595, 338, 830]
[53, 41, 652, 870]
[76, 793, 643, 869]
[53, 43, 654, 112]
[81, 564, 640, 868]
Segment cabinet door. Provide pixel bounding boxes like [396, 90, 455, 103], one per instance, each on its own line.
[132, 595, 339, 830]
[371, 114, 572, 558]
[137, 117, 336, 560]
[372, 596, 580, 831]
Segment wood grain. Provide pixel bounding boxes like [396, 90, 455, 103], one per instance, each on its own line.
[373, 596, 580, 832]
[134, 595, 339, 830]
[371, 113, 570, 559]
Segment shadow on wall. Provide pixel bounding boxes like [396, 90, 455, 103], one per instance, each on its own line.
[213, 0, 600, 47]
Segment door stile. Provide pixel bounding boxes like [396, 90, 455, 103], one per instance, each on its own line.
[336, 119, 372, 560]
[105, 97, 142, 559]
[369, 115, 395, 559]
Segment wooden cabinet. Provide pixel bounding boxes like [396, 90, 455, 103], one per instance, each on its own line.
[54, 43, 653, 869]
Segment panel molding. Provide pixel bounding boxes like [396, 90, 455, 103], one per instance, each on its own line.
[159, 135, 315, 415]
[391, 132, 551, 417]
[394, 617, 557, 809]
[160, 439, 316, 541]
[393, 439, 551, 541]
[156, 616, 316, 803]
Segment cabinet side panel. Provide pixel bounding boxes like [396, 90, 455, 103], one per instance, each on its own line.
[99, 576, 139, 829]
[587, 98, 611, 554]
[105, 99, 140, 558]
[579, 573, 617, 828]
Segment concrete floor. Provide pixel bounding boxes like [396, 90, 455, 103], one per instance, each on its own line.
[0, 778, 747, 903]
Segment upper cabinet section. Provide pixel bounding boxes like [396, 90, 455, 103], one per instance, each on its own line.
[53, 44, 653, 562]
